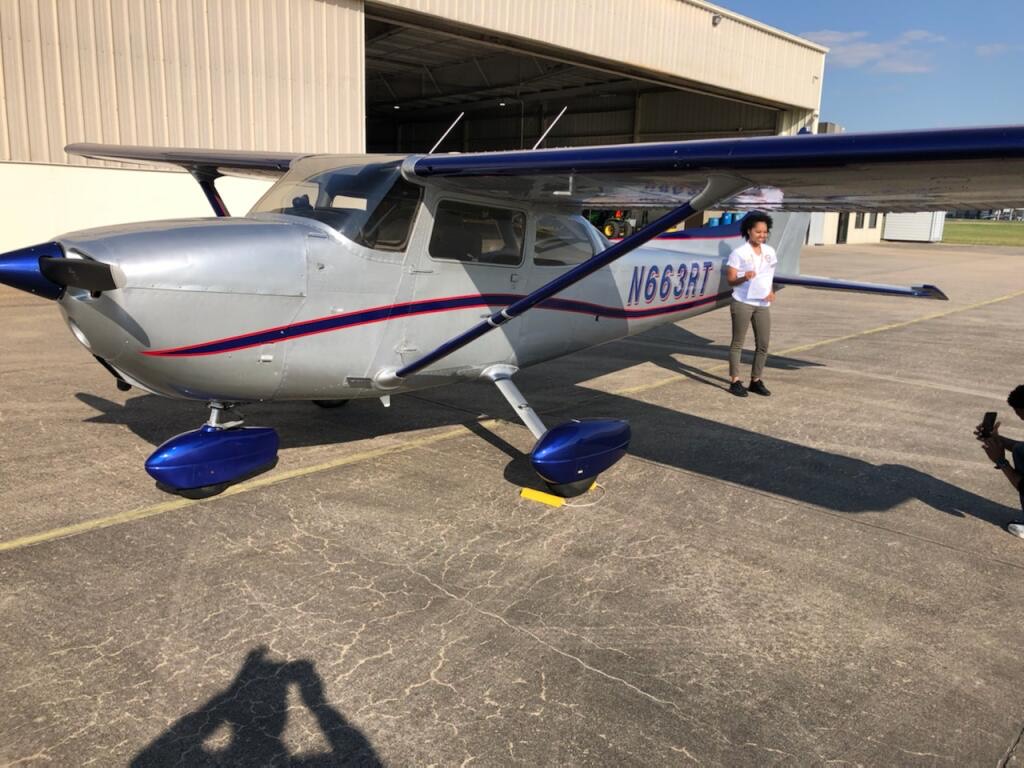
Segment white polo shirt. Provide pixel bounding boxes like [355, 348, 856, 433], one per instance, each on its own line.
[727, 241, 777, 307]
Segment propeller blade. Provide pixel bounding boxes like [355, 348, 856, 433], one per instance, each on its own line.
[40, 255, 120, 292]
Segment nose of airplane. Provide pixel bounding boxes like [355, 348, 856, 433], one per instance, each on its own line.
[0, 242, 66, 298]
[0, 241, 122, 298]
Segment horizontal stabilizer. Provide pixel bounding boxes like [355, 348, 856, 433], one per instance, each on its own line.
[774, 274, 948, 300]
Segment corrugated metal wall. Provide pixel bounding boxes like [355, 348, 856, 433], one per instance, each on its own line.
[0, 0, 365, 166]
[0, 0, 821, 163]
[367, 0, 825, 111]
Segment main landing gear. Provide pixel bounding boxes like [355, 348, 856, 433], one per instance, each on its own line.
[483, 366, 630, 497]
[144, 401, 279, 498]
[312, 399, 349, 408]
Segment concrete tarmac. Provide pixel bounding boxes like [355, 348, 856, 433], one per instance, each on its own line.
[2, 241, 1024, 766]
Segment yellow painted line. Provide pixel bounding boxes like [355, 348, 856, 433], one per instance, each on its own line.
[7, 289, 1023, 553]
[777, 287, 1024, 357]
[0, 423, 486, 553]
[613, 288, 1024, 397]
[520, 487, 566, 507]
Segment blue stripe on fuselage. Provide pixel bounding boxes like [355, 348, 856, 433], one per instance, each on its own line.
[143, 290, 730, 358]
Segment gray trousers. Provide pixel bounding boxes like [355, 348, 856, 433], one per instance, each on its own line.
[1015, 444, 1024, 515]
[729, 299, 771, 380]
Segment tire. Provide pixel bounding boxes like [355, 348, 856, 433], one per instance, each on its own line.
[604, 219, 625, 239]
[544, 477, 596, 498]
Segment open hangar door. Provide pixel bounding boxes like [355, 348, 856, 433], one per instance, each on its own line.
[364, 16, 782, 155]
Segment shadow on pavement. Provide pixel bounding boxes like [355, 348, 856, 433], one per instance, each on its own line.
[75, 324, 1016, 526]
[131, 646, 381, 767]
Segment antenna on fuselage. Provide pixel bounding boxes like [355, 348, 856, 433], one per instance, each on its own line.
[532, 105, 568, 150]
[428, 112, 465, 154]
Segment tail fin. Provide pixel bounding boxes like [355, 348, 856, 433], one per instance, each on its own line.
[768, 212, 810, 275]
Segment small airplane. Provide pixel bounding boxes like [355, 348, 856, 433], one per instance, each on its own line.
[2, 126, 1023, 498]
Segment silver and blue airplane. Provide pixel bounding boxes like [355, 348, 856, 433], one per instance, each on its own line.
[2, 126, 1023, 497]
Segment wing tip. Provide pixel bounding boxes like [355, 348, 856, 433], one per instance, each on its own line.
[914, 284, 949, 300]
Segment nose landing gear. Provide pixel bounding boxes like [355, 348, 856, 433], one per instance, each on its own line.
[145, 401, 279, 498]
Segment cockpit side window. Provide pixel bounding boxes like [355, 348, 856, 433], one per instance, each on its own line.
[251, 160, 422, 252]
[533, 214, 598, 267]
[352, 178, 422, 251]
[428, 200, 525, 266]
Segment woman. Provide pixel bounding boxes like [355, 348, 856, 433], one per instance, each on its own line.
[725, 211, 776, 397]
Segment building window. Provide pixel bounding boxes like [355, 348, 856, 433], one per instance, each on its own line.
[855, 212, 865, 229]
[869, 213, 879, 228]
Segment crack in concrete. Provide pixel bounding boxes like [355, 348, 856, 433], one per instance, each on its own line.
[998, 721, 1024, 768]
[390, 558, 731, 740]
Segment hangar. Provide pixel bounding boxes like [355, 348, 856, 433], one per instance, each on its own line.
[0, 0, 825, 251]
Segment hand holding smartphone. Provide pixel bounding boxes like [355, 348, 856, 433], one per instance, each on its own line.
[978, 411, 997, 439]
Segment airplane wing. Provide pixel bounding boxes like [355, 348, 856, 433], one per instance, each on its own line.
[383, 125, 1024, 380]
[405, 125, 1024, 211]
[66, 143, 307, 179]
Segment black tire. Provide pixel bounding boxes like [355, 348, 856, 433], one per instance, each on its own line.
[313, 399, 349, 408]
[545, 477, 596, 498]
[604, 220, 626, 238]
[157, 481, 229, 499]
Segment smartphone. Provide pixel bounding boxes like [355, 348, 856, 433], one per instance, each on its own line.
[980, 411, 997, 438]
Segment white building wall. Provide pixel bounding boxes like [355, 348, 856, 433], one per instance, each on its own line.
[883, 212, 946, 242]
[0, 0, 362, 250]
[0, 0, 365, 165]
[808, 212, 830, 245]
[808, 213, 884, 246]
[0, 162, 273, 250]
[842, 213, 884, 245]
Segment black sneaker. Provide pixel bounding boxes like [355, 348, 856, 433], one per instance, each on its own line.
[748, 380, 771, 396]
[729, 381, 748, 397]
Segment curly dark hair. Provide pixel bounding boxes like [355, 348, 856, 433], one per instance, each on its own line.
[740, 211, 774, 242]
[1008, 385, 1024, 409]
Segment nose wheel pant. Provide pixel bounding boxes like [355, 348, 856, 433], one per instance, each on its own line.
[729, 299, 771, 381]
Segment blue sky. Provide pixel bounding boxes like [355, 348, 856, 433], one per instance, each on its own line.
[718, 1, 1024, 132]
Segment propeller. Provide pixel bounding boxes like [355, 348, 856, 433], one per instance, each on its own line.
[0, 242, 121, 298]
[40, 255, 120, 292]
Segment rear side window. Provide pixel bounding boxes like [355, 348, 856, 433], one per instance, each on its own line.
[533, 214, 597, 266]
[429, 200, 525, 266]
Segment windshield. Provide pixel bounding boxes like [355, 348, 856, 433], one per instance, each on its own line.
[251, 157, 422, 250]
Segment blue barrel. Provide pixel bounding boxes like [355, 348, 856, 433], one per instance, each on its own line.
[722, 212, 733, 225]
[708, 217, 720, 227]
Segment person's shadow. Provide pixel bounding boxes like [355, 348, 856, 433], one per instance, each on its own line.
[131, 646, 381, 767]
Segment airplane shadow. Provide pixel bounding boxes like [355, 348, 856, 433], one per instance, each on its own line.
[131, 646, 381, 767]
[76, 324, 1016, 527]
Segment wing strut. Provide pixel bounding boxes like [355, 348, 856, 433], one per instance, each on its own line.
[375, 174, 750, 386]
[190, 169, 230, 217]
